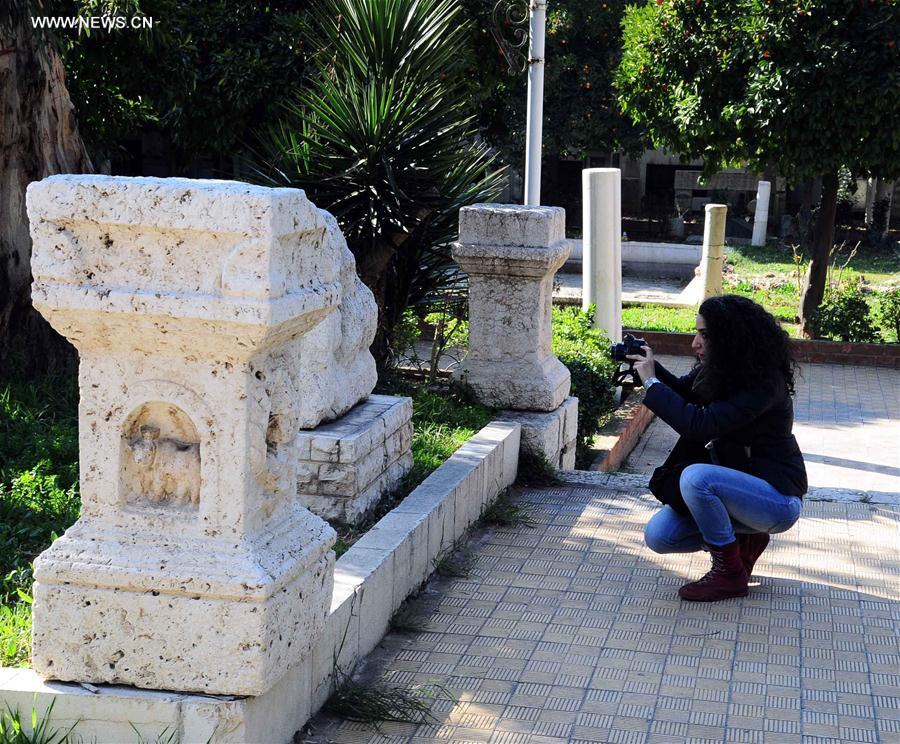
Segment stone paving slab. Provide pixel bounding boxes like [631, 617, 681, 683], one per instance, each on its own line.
[301, 483, 900, 744]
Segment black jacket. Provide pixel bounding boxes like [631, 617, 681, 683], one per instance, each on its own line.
[644, 361, 807, 498]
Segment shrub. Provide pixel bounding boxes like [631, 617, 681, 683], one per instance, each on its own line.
[256, 0, 505, 366]
[551, 306, 617, 465]
[874, 288, 900, 343]
[810, 282, 880, 343]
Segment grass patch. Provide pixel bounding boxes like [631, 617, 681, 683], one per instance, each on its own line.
[513, 450, 562, 488]
[727, 243, 900, 289]
[389, 601, 426, 634]
[621, 304, 700, 334]
[432, 543, 477, 579]
[1, 373, 80, 667]
[377, 377, 494, 492]
[0, 699, 78, 744]
[325, 667, 451, 724]
[623, 243, 899, 340]
[332, 379, 494, 558]
[479, 489, 537, 528]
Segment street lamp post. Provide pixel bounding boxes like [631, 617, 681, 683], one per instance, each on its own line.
[524, 0, 547, 206]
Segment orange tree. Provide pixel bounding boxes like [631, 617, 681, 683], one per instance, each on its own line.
[616, 0, 900, 336]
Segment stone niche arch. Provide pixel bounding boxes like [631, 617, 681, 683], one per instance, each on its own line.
[121, 401, 201, 510]
[118, 380, 216, 515]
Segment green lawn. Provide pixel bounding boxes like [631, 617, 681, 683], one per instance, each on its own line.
[726, 243, 899, 289]
[623, 244, 899, 339]
[1, 375, 80, 666]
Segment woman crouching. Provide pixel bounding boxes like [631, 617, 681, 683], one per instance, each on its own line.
[627, 295, 807, 602]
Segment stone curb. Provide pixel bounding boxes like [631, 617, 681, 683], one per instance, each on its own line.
[592, 398, 655, 473]
[0, 420, 522, 743]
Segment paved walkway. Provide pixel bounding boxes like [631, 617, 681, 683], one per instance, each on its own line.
[304, 478, 900, 744]
[553, 273, 695, 307]
[303, 358, 899, 743]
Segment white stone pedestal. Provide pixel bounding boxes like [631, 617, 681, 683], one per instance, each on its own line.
[700, 203, 727, 301]
[297, 395, 414, 524]
[25, 176, 379, 696]
[452, 204, 571, 411]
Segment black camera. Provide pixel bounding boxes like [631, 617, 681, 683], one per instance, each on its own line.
[611, 333, 647, 363]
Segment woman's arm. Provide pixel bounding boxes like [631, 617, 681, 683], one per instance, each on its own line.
[653, 361, 699, 399]
[643, 381, 775, 442]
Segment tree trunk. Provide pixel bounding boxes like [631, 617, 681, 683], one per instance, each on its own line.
[795, 176, 821, 255]
[0, 19, 92, 377]
[873, 179, 894, 240]
[352, 240, 397, 371]
[799, 171, 839, 337]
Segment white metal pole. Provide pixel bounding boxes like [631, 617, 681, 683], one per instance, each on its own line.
[582, 168, 622, 342]
[751, 180, 771, 247]
[524, 0, 547, 206]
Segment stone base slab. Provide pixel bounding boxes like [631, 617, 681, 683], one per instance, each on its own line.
[31, 506, 333, 696]
[1, 420, 522, 743]
[500, 396, 578, 469]
[296, 395, 413, 524]
[0, 666, 310, 744]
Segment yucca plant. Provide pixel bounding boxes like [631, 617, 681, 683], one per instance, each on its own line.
[256, 0, 505, 366]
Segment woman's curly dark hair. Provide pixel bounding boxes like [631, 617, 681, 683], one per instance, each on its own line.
[698, 295, 797, 398]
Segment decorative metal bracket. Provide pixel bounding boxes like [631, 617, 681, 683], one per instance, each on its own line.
[489, 0, 530, 76]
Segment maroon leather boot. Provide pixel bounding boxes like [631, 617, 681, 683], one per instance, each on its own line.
[678, 541, 749, 602]
[737, 533, 770, 577]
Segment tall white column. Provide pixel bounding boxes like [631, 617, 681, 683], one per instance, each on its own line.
[524, 0, 547, 206]
[751, 180, 771, 246]
[581, 168, 622, 343]
[700, 204, 727, 301]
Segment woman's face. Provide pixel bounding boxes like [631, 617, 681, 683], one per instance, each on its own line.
[692, 314, 708, 363]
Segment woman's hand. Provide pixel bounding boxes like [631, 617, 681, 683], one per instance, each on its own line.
[626, 345, 656, 384]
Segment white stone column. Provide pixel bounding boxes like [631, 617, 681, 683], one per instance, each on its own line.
[751, 180, 771, 246]
[452, 204, 570, 411]
[582, 168, 622, 343]
[700, 203, 727, 301]
[26, 175, 379, 696]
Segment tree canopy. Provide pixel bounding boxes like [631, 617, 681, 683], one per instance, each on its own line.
[62, 0, 312, 165]
[465, 0, 645, 163]
[616, 0, 900, 179]
[616, 0, 900, 333]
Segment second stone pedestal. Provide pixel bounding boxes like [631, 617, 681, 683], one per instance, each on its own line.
[452, 205, 571, 411]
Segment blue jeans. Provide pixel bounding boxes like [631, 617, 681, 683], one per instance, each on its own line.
[645, 464, 802, 552]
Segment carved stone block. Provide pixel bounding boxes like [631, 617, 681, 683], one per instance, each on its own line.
[26, 176, 379, 695]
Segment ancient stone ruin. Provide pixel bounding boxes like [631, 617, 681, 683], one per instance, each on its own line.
[453, 204, 578, 468]
[25, 176, 411, 696]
